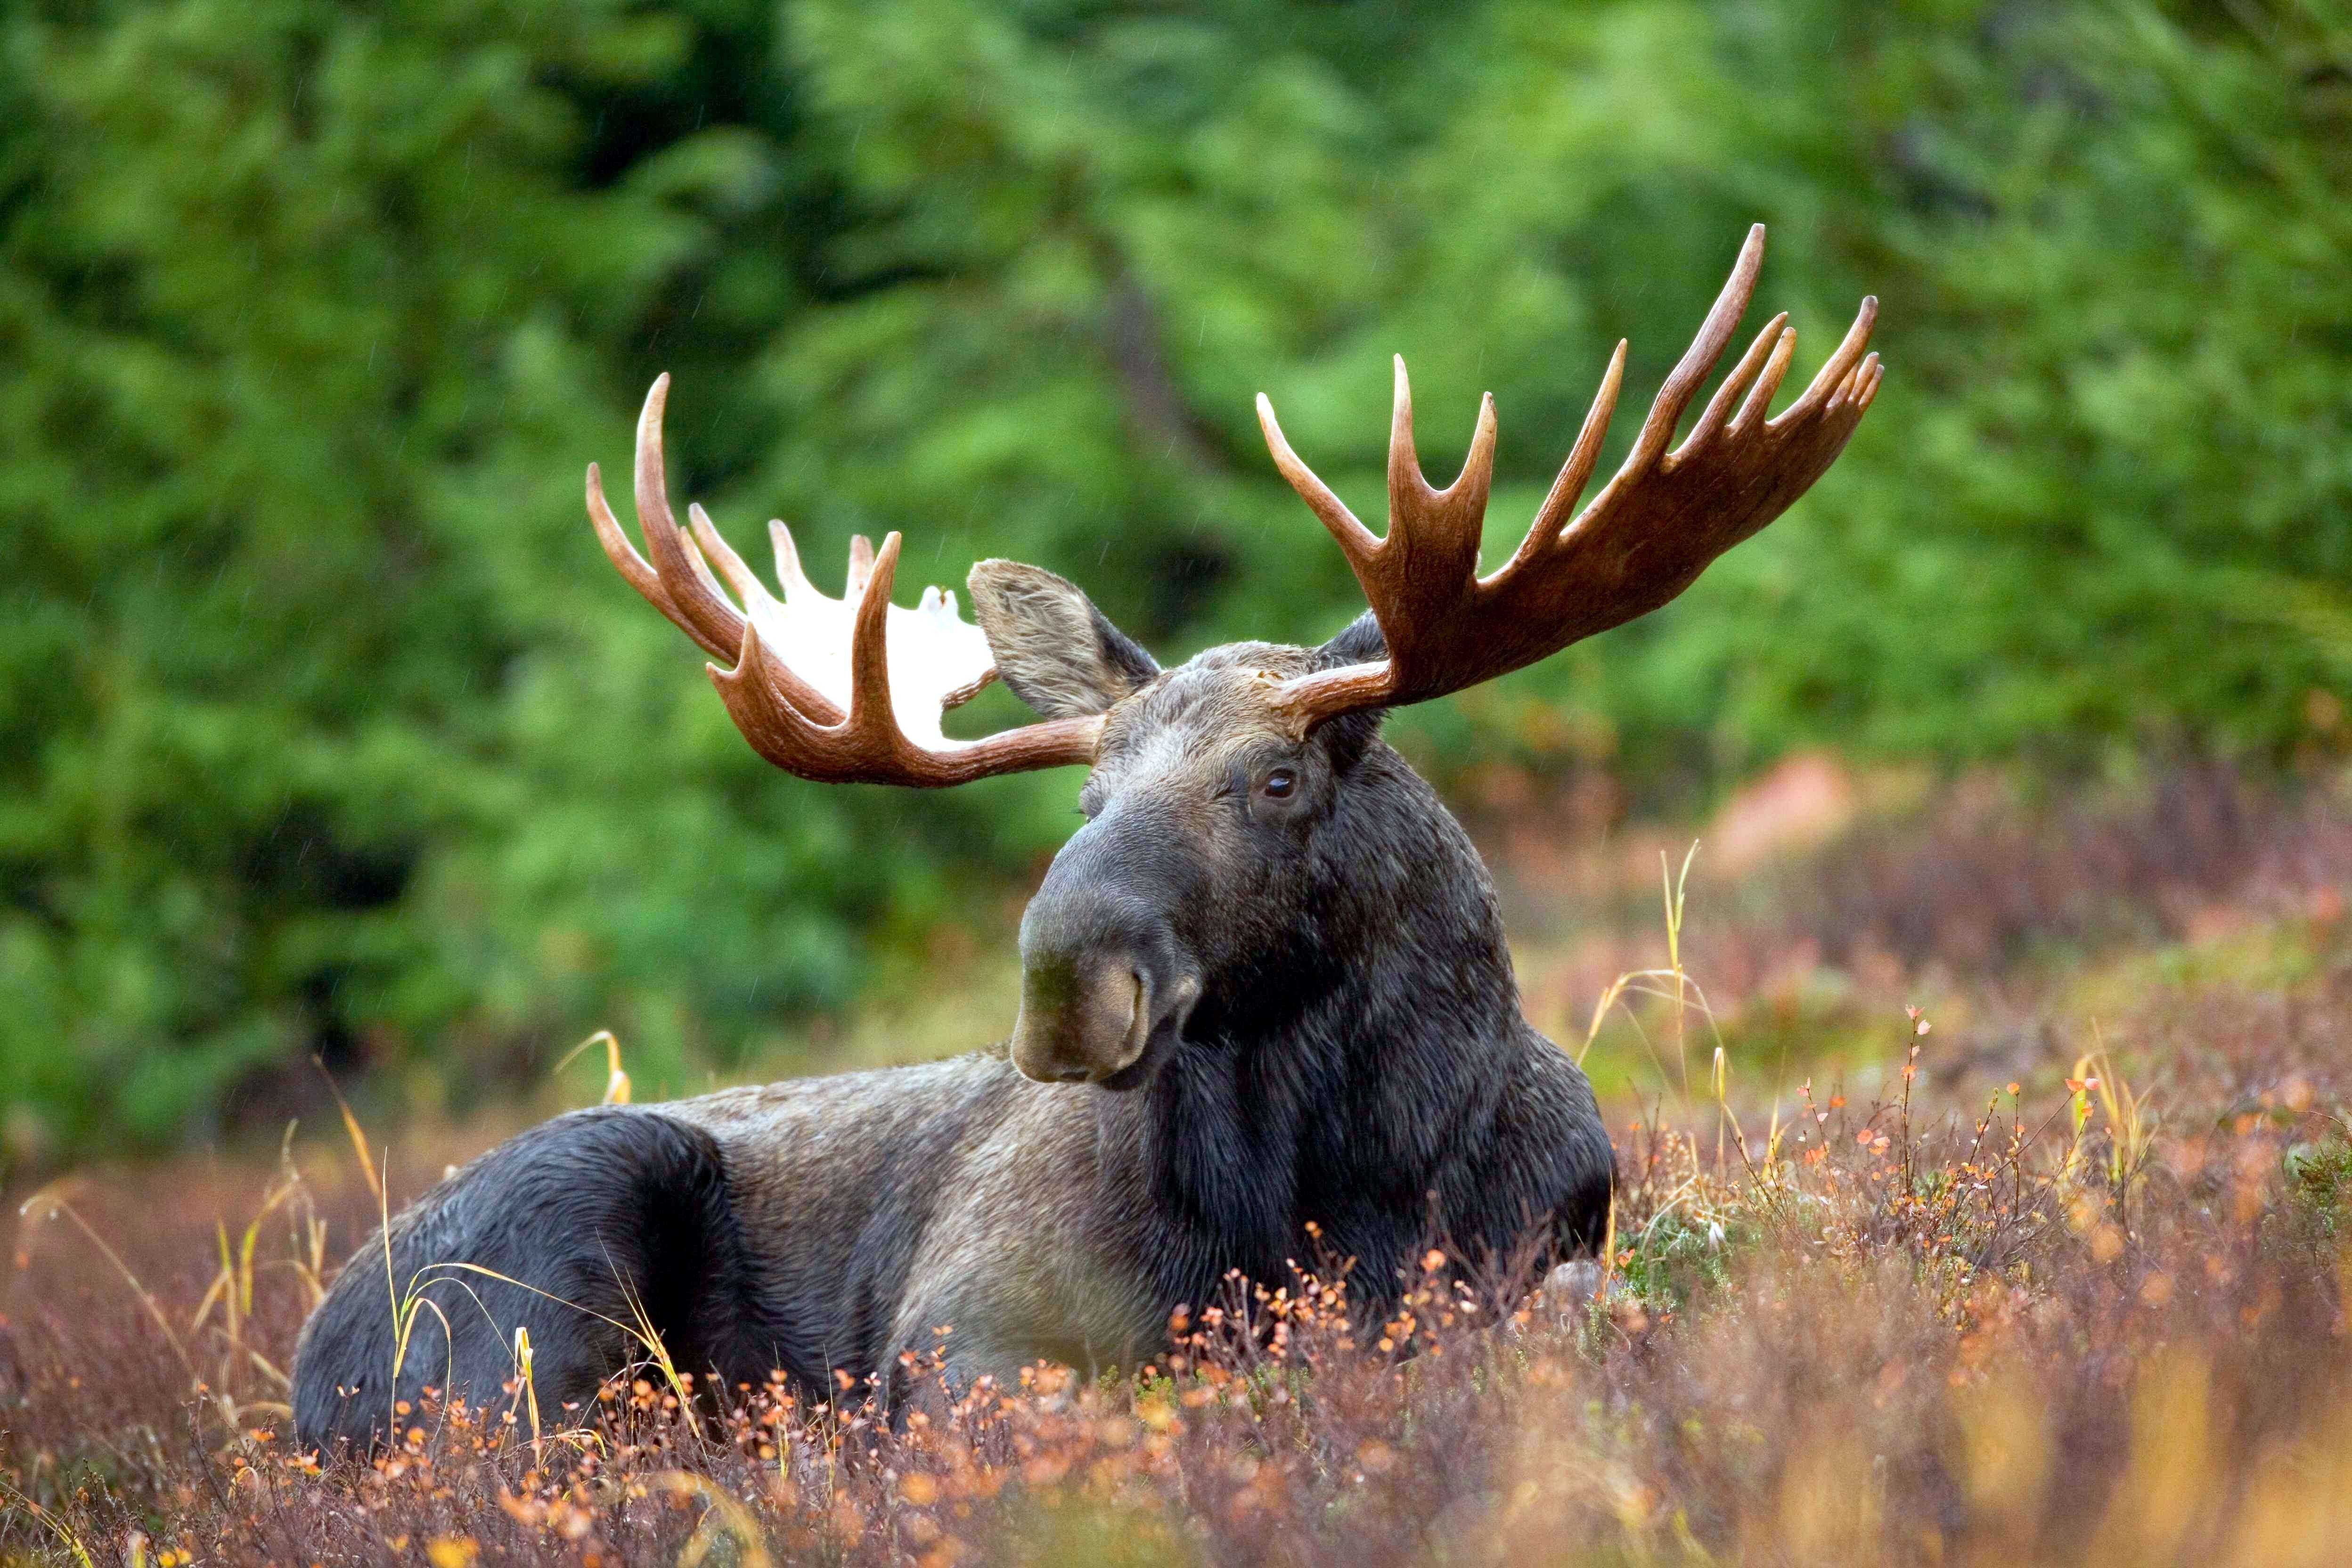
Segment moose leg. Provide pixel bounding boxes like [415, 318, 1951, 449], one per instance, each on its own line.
[292, 1107, 770, 1453]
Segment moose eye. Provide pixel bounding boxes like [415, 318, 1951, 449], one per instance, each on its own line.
[1260, 768, 1297, 800]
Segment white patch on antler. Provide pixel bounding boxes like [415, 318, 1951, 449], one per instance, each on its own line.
[740, 521, 995, 748]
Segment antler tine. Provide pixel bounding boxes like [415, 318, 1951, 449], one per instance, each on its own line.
[586, 460, 723, 657]
[1771, 294, 1879, 429]
[1255, 394, 1379, 568]
[1379, 359, 1496, 689]
[1386, 358, 1495, 574]
[1520, 340, 1627, 555]
[768, 519, 817, 599]
[1625, 221, 1766, 474]
[848, 531, 908, 741]
[583, 392, 744, 665]
[628, 375, 751, 662]
[687, 502, 776, 619]
[1255, 362, 1494, 694]
[1731, 326, 1798, 434]
[1386, 356, 1419, 511]
[1679, 312, 1789, 458]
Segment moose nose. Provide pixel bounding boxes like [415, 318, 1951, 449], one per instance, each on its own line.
[1009, 951, 1151, 1085]
[1012, 805, 1206, 1086]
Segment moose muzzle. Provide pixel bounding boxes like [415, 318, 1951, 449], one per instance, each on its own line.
[1010, 843, 1201, 1086]
[1011, 951, 1152, 1084]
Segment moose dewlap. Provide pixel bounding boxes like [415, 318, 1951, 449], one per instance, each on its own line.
[291, 224, 1880, 1448]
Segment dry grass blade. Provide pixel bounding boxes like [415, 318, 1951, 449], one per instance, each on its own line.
[553, 1029, 632, 1105]
[0, 1479, 96, 1568]
[17, 1189, 200, 1387]
[315, 1058, 382, 1206]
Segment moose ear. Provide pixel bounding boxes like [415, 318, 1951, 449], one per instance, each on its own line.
[1315, 609, 1387, 670]
[967, 560, 1160, 719]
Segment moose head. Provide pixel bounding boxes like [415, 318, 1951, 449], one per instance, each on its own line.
[588, 224, 1880, 1090]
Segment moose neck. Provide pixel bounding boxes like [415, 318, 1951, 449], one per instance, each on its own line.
[1115, 741, 1525, 1286]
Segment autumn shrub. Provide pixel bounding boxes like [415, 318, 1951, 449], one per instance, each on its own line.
[8, 924, 2352, 1566]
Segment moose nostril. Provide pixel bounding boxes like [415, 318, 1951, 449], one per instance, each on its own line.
[1055, 1068, 1091, 1084]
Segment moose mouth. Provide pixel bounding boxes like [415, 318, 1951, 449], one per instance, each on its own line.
[1097, 971, 1201, 1091]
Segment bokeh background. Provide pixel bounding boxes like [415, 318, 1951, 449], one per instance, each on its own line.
[3, 0, 2347, 1165]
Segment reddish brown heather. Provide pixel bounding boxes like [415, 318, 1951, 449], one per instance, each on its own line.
[7, 763, 2352, 1567]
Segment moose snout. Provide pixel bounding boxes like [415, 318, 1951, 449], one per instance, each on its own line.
[1010, 951, 1153, 1084]
[1013, 808, 1208, 1086]
[1010, 872, 1201, 1086]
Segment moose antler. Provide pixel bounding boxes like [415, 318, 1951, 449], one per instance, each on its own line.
[587, 375, 1104, 784]
[1256, 223, 1882, 733]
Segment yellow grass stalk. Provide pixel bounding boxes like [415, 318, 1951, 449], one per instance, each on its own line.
[554, 1029, 632, 1105]
[0, 1478, 96, 1568]
[658, 1471, 777, 1568]
[315, 1060, 381, 1206]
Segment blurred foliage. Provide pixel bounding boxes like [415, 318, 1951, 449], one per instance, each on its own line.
[1, 0, 2346, 1159]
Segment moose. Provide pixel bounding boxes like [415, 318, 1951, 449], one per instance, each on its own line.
[292, 225, 1879, 1448]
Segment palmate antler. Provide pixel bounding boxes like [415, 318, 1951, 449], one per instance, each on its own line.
[587, 376, 1103, 784]
[1255, 223, 1881, 734]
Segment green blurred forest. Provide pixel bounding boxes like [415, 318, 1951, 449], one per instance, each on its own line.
[2, 0, 2346, 1163]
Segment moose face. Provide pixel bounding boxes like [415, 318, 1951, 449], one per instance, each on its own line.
[966, 570, 1380, 1085]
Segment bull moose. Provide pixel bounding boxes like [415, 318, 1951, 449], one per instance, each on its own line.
[293, 225, 1880, 1448]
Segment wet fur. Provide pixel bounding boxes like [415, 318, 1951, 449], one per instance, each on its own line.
[293, 613, 1614, 1450]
